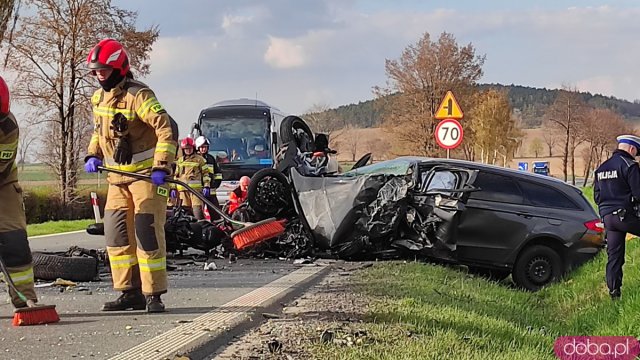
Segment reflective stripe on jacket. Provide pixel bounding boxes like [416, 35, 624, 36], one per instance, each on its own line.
[86, 78, 178, 184]
[175, 153, 210, 190]
[0, 112, 19, 187]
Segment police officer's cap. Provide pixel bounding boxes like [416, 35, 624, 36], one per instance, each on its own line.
[617, 135, 640, 150]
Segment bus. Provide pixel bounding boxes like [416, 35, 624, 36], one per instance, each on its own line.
[189, 98, 287, 202]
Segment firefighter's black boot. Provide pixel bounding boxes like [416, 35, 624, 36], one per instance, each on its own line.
[101, 289, 146, 311]
[146, 295, 165, 313]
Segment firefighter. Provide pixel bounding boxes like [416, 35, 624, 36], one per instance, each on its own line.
[175, 137, 210, 220]
[195, 135, 223, 217]
[594, 134, 640, 300]
[0, 76, 44, 310]
[83, 38, 178, 313]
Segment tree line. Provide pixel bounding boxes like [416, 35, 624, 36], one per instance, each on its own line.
[305, 83, 640, 130]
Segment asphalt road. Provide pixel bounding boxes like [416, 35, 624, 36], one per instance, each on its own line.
[0, 231, 318, 359]
[29, 230, 102, 252]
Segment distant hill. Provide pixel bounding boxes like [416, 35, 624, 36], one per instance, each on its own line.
[318, 84, 640, 129]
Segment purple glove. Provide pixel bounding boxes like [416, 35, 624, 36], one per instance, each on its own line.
[84, 157, 102, 173]
[150, 170, 167, 186]
[170, 189, 178, 199]
[203, 187, 210, 197]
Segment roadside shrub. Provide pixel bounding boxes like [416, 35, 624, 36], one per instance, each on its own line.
[22, 186, 108, 224]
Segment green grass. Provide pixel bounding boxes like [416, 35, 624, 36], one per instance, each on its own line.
[310, 242, 640, 359]
[18, 163, 105, 182]
[27, 219, 94, 237]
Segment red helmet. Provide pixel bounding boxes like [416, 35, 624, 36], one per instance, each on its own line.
[0, 76, 9, 115]
[180, 137, 195, 149]
[87, 38, 130, 76]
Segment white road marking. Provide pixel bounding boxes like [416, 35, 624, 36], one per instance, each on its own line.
[108, 265, 327, 360]
[29, 230, 86, 239]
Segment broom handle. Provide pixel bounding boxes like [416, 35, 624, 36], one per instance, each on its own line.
[97, 166, 248, 227]
[0, 253, 30, 305]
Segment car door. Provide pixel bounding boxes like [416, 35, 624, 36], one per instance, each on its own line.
[455, 170, 535, 266]
[409, 164, 477, 252]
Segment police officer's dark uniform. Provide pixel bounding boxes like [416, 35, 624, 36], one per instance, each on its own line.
[594, 135, 640, 300]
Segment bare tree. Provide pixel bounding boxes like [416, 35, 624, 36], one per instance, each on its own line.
[5, 0, 158, 206]
[542, 130, 558, 157]
[303, 103, 343, 134]
[0, 0, 18, 46]
[374, 32, 485, 156]
[529, 137, 543, 158]
[336, 126, 360, 162]
[578, 108, 631, 186]
[543, 88, 587, 184]
[17, 116, 38, 170]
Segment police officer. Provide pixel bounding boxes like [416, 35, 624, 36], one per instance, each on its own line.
[594, 134, 640, 300]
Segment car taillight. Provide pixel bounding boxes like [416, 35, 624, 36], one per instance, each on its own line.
[584, 219, 604, 233]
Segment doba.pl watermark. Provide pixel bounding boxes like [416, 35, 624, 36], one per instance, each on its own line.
[554, 336, 640, 360]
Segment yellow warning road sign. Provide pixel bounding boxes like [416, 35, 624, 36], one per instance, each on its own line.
[435, 91, 464, 120]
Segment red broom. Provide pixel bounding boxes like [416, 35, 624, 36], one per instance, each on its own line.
[98, 166, 286, 248]
[0, 255, 59, 326]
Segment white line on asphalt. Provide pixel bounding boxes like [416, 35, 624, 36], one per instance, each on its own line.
[29, 230, 86, 239]
[108, 265, 327, 360]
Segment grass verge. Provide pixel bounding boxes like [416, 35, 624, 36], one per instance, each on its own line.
[310, 242, 640, 360]
[27, 219, 94, 237]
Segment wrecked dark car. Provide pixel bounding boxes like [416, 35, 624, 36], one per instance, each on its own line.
[248, 156, 605, 291]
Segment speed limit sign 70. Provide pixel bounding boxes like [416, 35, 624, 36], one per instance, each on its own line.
[435, 119, 464, 150]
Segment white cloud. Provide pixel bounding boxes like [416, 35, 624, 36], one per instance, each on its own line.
[129, 1, 640, 133]
[264, 36, 306, 69]
[221, 15, 253, 31]
[149, 36, 218, 76]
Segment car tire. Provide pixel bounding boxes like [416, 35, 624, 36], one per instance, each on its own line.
[280, 116, 314, 152]
[32, 252, 99, 282]
[512, 245, 563, 291]
[467, 266, 510, 281]
[248, 168, 292, 216]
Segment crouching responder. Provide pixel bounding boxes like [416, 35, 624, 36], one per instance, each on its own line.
[0, 76, 47, 310]
[195, 135, 222, 218]
[229, 176, 250, 214]
[83, 38, 178, 313]
[594, 134, 640, 301]
[175, 137, 211, 220]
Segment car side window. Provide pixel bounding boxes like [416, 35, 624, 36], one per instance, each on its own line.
[469, 171, 524, 204]
[518, 180, 580, 209]
[421, 170, 457, 192]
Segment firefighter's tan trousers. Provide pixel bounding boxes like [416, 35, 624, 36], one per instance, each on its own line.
[179, 190, 204, 220]
[0, 182, 37, 308]
[104, 180, 168, 295]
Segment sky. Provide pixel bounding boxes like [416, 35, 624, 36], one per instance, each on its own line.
[24, 0, 640, 135]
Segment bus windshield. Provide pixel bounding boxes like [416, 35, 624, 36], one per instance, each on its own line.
[199, 109, 271, 166]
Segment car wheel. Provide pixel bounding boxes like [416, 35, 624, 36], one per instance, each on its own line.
[280, 116, 314, 152]
[32, 252, 99, 282]
[248, 168, 292, 216]
[467, 266, 510, 281]
[512, 245, 563, 291]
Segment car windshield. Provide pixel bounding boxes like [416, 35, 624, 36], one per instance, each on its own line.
[200, 113, 271, 165]
[342, 157, 416, 177]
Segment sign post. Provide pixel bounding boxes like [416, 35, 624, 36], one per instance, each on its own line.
[434, 91, 464, 157]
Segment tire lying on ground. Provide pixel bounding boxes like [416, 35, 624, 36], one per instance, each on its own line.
[32, 252, 98, 282]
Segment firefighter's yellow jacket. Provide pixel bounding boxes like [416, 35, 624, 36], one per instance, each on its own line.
[0, 112, 19, 187]
[86, 78, 178, 184]
[175, 153, 211, 191]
